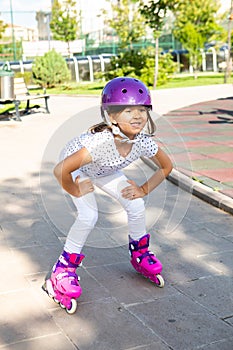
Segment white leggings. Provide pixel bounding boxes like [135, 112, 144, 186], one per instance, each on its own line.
[64, 170, 147, 254]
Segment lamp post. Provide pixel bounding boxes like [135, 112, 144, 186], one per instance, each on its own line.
[224, 0, 233, 83]
[46, 12, 51, 51]
[9, 0, 17, 61]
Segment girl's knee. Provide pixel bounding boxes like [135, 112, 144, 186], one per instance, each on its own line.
[78, 210, 98, 228]
[126, 198, 145, 216]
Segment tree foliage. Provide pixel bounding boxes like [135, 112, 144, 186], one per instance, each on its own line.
[139, 0, 178, 34]
[50, 0, 78, 56]
[139, 0, 178, 88]
[140, 48, 177, 86]
[96, 48, 178, 87]
[100, 50, 145, 80]
[32, 49, 70, 88]
[102, 0, 146, 49]
[0, 20, 7, 39]
[172, 0, 222, 74]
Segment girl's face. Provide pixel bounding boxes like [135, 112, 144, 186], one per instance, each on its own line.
[109, 106, 148, 139]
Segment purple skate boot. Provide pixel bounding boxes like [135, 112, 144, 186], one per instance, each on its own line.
[42, 251, 85, 314]
[129, 234, 164, 287]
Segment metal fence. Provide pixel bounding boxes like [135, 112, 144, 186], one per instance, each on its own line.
[0, 49, 229, 85]
[0, 54, 114, 83]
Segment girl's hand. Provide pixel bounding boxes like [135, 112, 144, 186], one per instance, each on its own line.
[75, 176, 95, 197]
[121, 180, 145, 200]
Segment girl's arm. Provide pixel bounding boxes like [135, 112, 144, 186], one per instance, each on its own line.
[121, 147, 173, 200]
[140, 147, 173, 195]
[53, 147, 93, 197]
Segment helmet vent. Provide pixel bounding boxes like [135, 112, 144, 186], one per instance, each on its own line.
[122, 88, 127, 94]
[139, 89, 144, 94]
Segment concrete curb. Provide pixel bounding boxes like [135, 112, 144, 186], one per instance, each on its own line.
[142, 157, 233, 215]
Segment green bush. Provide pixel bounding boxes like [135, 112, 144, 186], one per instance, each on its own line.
[95, 50, 146, 81]
[15, 71, 33, 85]
[32, 49, 71, 88]
[140, 50, 178, 86]
[96, 47, 178, 87]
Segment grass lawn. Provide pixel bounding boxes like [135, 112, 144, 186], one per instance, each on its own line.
[158, 73, 233, 89]
[0, 73, 232, 115]
[42, 73, 233, 95]
[44, 82, 106, 95]
[0, 104, 15, 114]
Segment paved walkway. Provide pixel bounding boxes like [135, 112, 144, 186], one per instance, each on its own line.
[153, 94, 233, 214]
[0, 86, 233, 350]
[162, 97, 233, 197]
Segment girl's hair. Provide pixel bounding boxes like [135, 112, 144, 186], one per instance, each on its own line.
[89, 105, 127, 134]
[89, 122, 110, 134]
[89, 105, 156, 136]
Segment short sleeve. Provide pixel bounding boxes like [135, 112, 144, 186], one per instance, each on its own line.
[140, 135, 158, 158]
[60, 137, 84, 160]
[82, 132, 112, 163]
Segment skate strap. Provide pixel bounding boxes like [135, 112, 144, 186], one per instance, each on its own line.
[69, 253, 85, 266]
[59, 252, 85, 268]
[138, 235, 149, 249]
[137, 251, 157, 264]
[130, 239, 149, 252]
[56, 271, 79, 285]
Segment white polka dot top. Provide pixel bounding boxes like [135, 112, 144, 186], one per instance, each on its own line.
[61, 129, 158, 178]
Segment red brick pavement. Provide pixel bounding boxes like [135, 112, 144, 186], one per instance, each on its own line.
[157, 97, 233, 198]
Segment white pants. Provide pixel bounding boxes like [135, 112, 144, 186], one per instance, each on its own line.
[64, 170, 147, 254]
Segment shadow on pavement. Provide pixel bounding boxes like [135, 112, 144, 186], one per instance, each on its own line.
[0, 160, 233, 349]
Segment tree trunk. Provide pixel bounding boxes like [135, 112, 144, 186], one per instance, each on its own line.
[67, 41, 72, 72]
[153, 36, 159, 89]
[224, 0, 233, 83]
[194, 54, 198, 79]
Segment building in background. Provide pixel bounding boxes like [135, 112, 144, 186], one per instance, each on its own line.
[36, 11, 51, 41]
[35, 0, 110, 43]
[0, 0, 231, 61]
[3, 23, 38, 42]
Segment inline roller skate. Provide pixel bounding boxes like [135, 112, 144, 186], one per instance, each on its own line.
[129, 233, 164, 287]
[42, 251, 85, 314]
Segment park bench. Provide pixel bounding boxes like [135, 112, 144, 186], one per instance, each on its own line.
[0, 77, 50, 121]
[13, 78, 50, 121]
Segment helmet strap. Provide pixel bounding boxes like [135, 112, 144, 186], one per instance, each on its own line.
[111, 124, 121, 135]
[102, 110, 112, 127]
[103, 110, 155, 143]
[103, 110, 136, 143]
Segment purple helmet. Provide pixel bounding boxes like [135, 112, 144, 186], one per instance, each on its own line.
[101, 77, 152, 110]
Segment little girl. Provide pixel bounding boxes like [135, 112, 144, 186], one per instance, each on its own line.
[43, 77, 173, 313]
